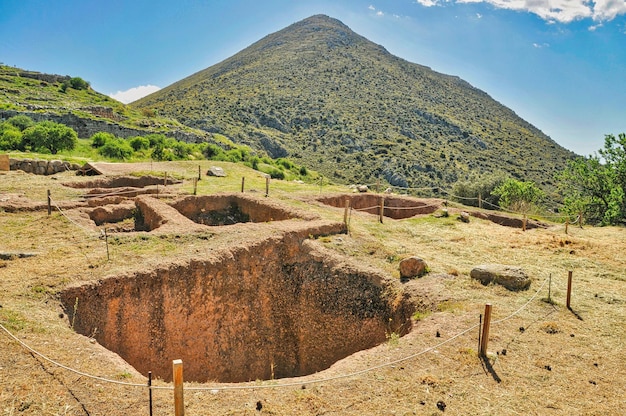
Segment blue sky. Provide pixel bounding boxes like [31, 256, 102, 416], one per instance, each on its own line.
[1, 0, 625, 156]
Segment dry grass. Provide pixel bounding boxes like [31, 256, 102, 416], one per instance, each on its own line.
[1, 164, 625, 415]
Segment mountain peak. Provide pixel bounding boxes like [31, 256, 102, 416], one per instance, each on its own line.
[134, 15, 574, 189]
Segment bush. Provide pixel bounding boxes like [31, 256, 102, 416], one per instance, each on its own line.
[69, 77, 90, 90]
[203, 143, 224, 159]
[99, 138, 133, 159]
[6, 115, 34, 131]
[0, 123, 23, 150]
[129, 136, 150, 151]
[22, 121, 77, 154]
[91, 132, 116, 148]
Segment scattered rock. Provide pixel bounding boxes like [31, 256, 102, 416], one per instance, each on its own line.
[544, 365, 552, 371]
[459, 211, 470, 223]
[470, 264, 531, 291]
[399, 256, 428, 279]
[256, 401, 263, 411]
[356, 185, 369, 193]
[437, 400, 446, 411]
[436, 330, 441, 338]
[207, 166, 227, 177]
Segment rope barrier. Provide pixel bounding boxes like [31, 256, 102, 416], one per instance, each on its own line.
[50, 198, 100, 237]
[0, 321, 148, 388]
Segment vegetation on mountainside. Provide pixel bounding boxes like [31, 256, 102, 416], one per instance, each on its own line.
[0, 65, 197, 134]
[558, 133, 626, 225]
[1, 114, 313, 181]
[134, 15, 576, 192]
[0, 116, 77, 154]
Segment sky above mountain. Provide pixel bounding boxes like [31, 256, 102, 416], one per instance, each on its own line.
[1, 0, 624, 156]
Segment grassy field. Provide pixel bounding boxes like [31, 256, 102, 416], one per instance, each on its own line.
[0, 161, 624, 415]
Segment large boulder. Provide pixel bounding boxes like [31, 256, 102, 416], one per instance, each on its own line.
[470, 264, 531, 291]
[399, 257, 428, 279]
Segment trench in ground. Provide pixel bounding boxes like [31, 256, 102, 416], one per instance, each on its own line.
[318, 194, 441, 219]
[60, 237, 413, 383]
[86, 194, 300, 231]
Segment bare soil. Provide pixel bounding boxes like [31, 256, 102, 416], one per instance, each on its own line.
[0, 163, 625, 416]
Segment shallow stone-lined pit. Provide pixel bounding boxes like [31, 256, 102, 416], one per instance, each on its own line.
[319, 194, 442, 219]
[60, 237, 413, 383]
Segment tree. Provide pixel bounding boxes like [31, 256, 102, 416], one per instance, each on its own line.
[492, 178, 545, 213]
[557, 134, 626, 225]
[6, 115, 34, 131]
[0, 122, 23, 150]
[22, 121, 77, 154]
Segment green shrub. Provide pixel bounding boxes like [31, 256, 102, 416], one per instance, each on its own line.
[129, 136, 150, 151]
[91, 132, 116, 148]
[203, 143, 224, 159]
[6, 115, 34, 131]
[22, 121, 77, 154]
[99, 138, 133, 159]
[0, 123, 23, 150]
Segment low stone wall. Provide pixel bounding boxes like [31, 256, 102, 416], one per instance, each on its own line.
[9, 158, 81, 175]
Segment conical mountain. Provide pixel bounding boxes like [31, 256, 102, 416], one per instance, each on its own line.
[134, 14, 575, 189]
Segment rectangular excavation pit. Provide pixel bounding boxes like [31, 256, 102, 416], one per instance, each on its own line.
[60, 238, 413, 383]
[318, 194, 442, 219]
[170, 194, 307, 226]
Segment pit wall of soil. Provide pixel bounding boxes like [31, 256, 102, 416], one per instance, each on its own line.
[318, 194, 442, 219]
[171, 194, 317, 224]
[60, 236, 413, 383]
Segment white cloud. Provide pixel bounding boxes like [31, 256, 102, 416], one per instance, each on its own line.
[377, 10, 385, 16]
[533, 42, 550, 48]
[369, 5, 376, 11]
[417, 1, 626, 23]
[109, 85, 161, 104]
[415, 0, 441, 6]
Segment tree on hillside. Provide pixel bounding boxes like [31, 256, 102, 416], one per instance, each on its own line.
[492, 178, 545, 213]
[6, 115, 35, 131]
[557, 133, 626, 225]
[22, 121, 77, 154]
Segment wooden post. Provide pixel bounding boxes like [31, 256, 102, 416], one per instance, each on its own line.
[198, 165, 201, 181]
[156, 184, 159, 199]
[578, 211, 583, 228]
[148, 371, 153, 416]
[480, 304, 492, 357]
[163, 172, 167, 187]
[376, 178, 380, 193]
[379, 196, 384, 224]
[522, 214, 527, 232]
[104, 228, 110, 261]
[343, 197, 351, 226]
[319, 176, 323, 194]
[47, 189, 51, 216]
[173, 359, 184, 416]
[193, 178, 198, 196]
[241, 177, 245, 193]
[265, 176, 270, 197]
[565, 219, 569, 235]
[478, 193, 482, 209]
[566, 271, 573, 309]
[548, 273, 552, 303]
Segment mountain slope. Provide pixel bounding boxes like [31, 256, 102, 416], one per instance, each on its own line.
[134, 14, 575, 189]
[0, 65, 208, 142]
